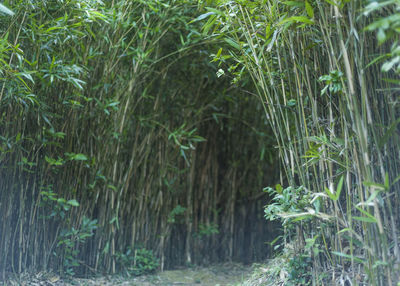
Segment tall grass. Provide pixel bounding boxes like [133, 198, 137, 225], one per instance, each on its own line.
[205, 0, 400, 284]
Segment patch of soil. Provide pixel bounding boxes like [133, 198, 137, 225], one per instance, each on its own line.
[2, 263, 252, 286]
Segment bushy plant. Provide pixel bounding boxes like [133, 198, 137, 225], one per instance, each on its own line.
[56, 216, 98, 276]
[264, 184, 313, 227]
[286, 254, 312, 286]
[115, 247, 159, 276]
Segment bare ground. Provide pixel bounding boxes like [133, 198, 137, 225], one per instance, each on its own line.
[2, 263, 252, 286]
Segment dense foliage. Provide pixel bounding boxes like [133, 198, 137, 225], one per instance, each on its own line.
[0, 0, 277, 278]
[202, 0, 400, 284]
[2, 0, 399, 285]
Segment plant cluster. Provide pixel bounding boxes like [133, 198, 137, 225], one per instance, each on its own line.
[0, 0, 276, 277]
[115, 247, 159, 276]
[200, 0, 400, 284]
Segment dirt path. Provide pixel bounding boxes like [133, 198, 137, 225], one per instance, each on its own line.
[5, 263, 252, 286]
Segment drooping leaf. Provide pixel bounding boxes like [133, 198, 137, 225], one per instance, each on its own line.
[0, 3, 14, 16]
[190, 12, 215, 23]
[332, 251, 365, 264]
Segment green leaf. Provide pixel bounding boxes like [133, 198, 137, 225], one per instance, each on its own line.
[353, 216, 376, 223]
[216, 69, 224, 78]
[279, 16, 314, 26]
[287, 99, 296, 107]
[275, 184, 283, 194]
[382, 56, 400, 72]
[107, 184, 117, 192]
[363, 180, 386, 191]
[337, 228, 352, 234]
[45, 156, 64, 166]
[365, 190, 380, 204]
[202, 14, 217, 35]
[190, 12, 215, 23]
[305, 1, 314, 18]
[384, 173, 389, 190]
[378, 115, 400, 149]
[332, 251, 364, 264]
[335, 176, 344, 200]
[282, 1, 304, 8]
[224, 37, 240, 50]
[391, 173, 400, 187]
[377, 29, 386, 45]
[67, 199, 80, 207]
[355, 206, 376, 221]
[216, 48, 222, 59]
[325, 187, 336, 201]
[72, 153, 88, 161]
[366, 54, 388, 69]
[323, 0, 337, 6]
[0, 3, 14, 16]
[324, 176, 343, 201]
[204, 7, 224, 16]
[291, 215, 312, 222]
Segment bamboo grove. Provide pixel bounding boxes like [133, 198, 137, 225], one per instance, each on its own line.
[0, 0, 279, 278]
[203, 0, 400, 285]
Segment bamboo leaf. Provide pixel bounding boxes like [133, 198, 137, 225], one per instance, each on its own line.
[324, 176, 343, 201]
[337, 228, 352, 234]
[356, 206, 376, 221]
[391, 173, 400, 187]
[366, 53, 388, 68]
[332, 251, 365, 264]
[382, 56, 400, 72]
[190, 12, 215, 23]
[73, 154, 88, 161]
[279, 16, 314, 26]
[335, 176, 344, 200]
[224, 37, 240, 50]
[65, 153, 88, 161]
[353, 216, 376, 223]
[323, 0, 338, 6]
[365, 191, 380, 204]
[378, 117, 400, 148]
[384, 173, 389, 190]
[282, 1, 304, 8]
[325, 187, 336, 201]
[305, 1, 314, 18]
[275, 184, 283, 194]
[291, 215, 313, 222]
[67, 199, 80, 207]
[216, 48, 222, 58]
[202, 14, 217, 35]
[0, 3, 14, 16]
[362, 181, 386, 191]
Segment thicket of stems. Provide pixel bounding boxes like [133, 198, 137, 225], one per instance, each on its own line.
[207, 0, 400, 284]
[0, 0, 277, 276]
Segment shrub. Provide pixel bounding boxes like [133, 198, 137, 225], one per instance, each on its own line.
[115, 247, 159, 276]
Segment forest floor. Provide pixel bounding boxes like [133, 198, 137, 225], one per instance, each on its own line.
[3, 263, 254, 286]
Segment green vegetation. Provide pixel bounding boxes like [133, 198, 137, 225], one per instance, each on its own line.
[202, 0, 400, 284]
[0, 0, 274, 279]
[115, 247, 159, 276]
[0, 0, 399, 285]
